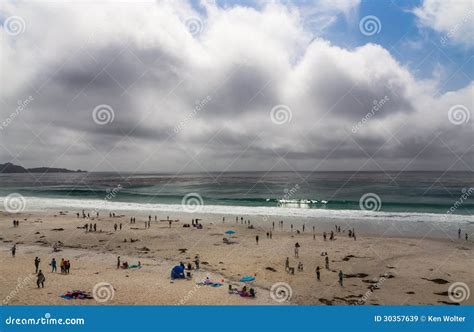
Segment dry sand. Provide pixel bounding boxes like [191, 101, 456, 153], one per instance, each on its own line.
[1, 210, 472, 305]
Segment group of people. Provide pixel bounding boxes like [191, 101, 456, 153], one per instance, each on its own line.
[12, 220, 20, 227]
[458, 228, 469, 241]
[84, 223, 97, 232]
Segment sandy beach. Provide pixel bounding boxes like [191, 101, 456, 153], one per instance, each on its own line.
[1, 210, 472, 306]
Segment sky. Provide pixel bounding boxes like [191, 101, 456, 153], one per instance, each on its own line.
[0, 0, 473, 173]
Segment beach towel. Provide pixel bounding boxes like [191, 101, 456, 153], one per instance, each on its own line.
[196, 281, 223, 287]
[60, 290, 93, 300]
[128, 264, 142, 269]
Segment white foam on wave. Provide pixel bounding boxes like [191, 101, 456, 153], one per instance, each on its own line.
[2, 196, 473, 225]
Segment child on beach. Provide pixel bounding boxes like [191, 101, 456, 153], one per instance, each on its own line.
[37, 270, 45, 288]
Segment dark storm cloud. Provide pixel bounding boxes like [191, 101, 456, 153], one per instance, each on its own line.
[0, 0, 472, 172]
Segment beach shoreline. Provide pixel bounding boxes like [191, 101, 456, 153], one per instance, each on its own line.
[1, 209, 473, 305]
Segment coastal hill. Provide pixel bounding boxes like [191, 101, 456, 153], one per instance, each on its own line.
[0, 162, 86, 173]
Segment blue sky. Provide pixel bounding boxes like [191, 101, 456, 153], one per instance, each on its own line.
[190, 0, 473, 93]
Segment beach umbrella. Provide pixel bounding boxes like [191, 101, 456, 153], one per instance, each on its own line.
[225, 230, 236, 235]
[239, 275, 255, 282]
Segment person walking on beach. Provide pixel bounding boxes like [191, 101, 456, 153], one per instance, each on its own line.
[34, 257, 41, 273]
[37, 270, 45, 288]
[50, 258, 57, 273]
[458, 228, 461, 239]
[194, 255, 200, 270]
[291, 224, 293, 232]
[325, 256, 329, 270]
[256, 235, 259, 245]
[302, 224, 305, 232]
[117, 256, 121, 269]
[294, 242, 300, 258]
[11, 244, 16, 257]
[323, 232, 327, 241]
[338, 270, 344, 287]
[120, 223, 122, 230]
[316, 266, 321, 281]
[466, 233, 469, 241]
[272, 221, 275, 230]
[114, 223, 117, 231]
[285, 257, 290, 271]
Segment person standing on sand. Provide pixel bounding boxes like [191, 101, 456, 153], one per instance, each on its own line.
[316, 266, 321, 281]
[194, 255, 200, 270]
[302, 224, 305, 232]
[50, 258, 57, 273]
[34, 257, 41, 273]
[294, 243, 300, 258]
[466, 233, 469, 241]
[325, 256, 329, 270]
[291, 224, 293, 232]
[323, 232, 327, 241]
[273, 221, 275, 230]
[169, 220, 172, 228]
[256, 235, 259, 245]
[338, 270, 344, 287]
[37, 270, 45, 288]
[114, 223, 117, 231]
[458, 228, 461, 239]
[11, 244, 16, 257]
[117, 256, 121, 269]
[120, 223, 122, 230]
[285, 257, 290, 271]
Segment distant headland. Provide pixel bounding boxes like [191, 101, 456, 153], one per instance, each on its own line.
[0, 162, 86, 174]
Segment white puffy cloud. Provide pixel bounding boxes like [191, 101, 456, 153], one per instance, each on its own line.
[0, 0, 472, 172]
[413, 0, 474, 47]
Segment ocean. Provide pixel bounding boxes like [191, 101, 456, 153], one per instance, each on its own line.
[0, 171, 473, 225]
